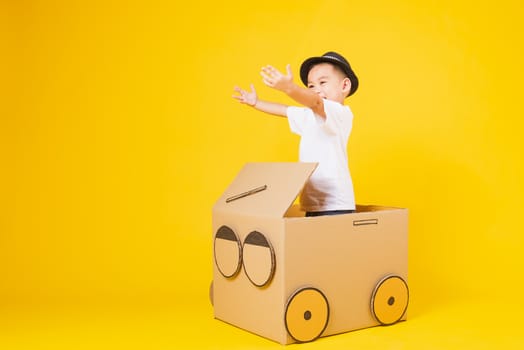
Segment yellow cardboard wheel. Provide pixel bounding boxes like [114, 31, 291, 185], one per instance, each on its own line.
[285, 287, 329, 342]
[371, 275, 409, 325]
[214, 225, 242, 278]
[242, 231, 275, 287]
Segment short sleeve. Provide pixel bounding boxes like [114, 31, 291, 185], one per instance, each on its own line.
[322, 99, 353, 136]
[287, 106, 314, 136]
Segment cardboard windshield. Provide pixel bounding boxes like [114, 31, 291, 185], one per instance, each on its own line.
[214, 162, 317, 218]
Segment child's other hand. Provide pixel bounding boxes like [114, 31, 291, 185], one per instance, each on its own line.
[261, 64, 293, 92]
[233, 84, 257, 106]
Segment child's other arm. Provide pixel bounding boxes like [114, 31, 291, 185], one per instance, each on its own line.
[261, 65, 325, 118]
[233, 84, 287, 117]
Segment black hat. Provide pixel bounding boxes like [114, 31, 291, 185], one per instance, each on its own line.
[300, 51, 359, 97]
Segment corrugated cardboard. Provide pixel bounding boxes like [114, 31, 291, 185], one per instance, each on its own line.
[212, 162, 408, 344]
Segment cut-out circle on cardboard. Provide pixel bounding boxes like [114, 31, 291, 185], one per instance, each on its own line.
[371, 275, 409, 325]
[285, 287, 329, 343]
[242, 231, 276, 287]
[214, 225, 242, 279]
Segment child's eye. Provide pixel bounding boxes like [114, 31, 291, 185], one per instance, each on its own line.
[308, 85, 315, 89]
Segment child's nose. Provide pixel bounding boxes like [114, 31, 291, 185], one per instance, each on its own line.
[314, 89, 325, 98]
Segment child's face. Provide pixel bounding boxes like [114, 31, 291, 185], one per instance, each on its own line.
[306, 63, 350, 103]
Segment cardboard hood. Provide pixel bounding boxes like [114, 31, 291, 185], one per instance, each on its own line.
[214, 162, 317, 218]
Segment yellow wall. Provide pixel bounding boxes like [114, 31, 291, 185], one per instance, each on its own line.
[2, 0, 523, 311]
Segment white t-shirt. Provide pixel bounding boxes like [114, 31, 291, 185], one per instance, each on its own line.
[287, 99, 355, 212]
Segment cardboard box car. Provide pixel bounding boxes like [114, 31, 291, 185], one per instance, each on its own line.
[212, 162, 408, 344]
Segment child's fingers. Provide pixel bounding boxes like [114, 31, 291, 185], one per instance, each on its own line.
[260, 71, 272, 85]
[262, 65, 280, 77]
[262, 65, 274, 72]
[261, 77, 272, 87]
[232, 93, 243, 101]
[286, 64, 292, 76]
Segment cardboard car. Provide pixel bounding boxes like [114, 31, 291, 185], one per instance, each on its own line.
[211, 162, 408, 344]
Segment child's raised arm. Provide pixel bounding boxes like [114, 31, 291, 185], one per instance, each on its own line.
[233, 84, 287, 117]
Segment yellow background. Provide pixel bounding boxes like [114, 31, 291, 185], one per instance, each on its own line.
[2, 0, 523, 348]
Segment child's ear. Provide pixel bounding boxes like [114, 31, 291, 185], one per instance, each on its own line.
[342, 77, 351, 97]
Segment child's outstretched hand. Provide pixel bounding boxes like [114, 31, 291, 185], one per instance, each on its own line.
[261, 64, 293, 92]
[233, 84, 257, 106]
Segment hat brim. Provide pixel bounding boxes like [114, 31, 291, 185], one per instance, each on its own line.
[300, 56, 359, 97]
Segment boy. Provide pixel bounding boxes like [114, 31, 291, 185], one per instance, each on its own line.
[233, 52, 359, 217]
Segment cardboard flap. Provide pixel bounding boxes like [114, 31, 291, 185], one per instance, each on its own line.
[214, 162, 317, 217]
